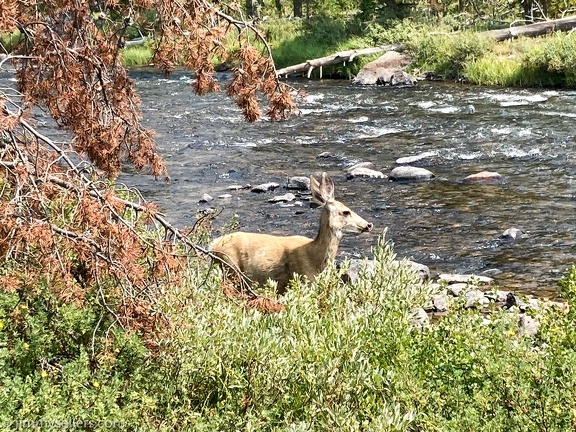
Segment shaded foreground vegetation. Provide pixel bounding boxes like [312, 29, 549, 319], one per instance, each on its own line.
[2, 227, 576, 430]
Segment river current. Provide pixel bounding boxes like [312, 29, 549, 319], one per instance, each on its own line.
[114, 69, 576, 297]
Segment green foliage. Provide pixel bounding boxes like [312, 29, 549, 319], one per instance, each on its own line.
[121, 45, 153, 67]
[0, 285, 149, 430]
[522, 33, 576, 86]
[0, 32, 22, 53]
[406, 30, 493, 79]
[2, 233, 576, 430]
[463, 33, 576, 87]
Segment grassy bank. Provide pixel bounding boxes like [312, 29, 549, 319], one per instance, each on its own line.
[5, 17, 575, 88]
[2, 229, 576, 430]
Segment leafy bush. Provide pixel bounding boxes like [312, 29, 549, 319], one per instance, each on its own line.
[2, 233, 576, 431]
[523, 33, 576, 86]
[406, 30, 494, 79]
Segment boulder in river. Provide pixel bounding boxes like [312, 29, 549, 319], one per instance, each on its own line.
[389, 166, 434, 181]
[199, 193, 214, 203]
[502, 227, 523, 240]
[353, 51, 416, 86]
[268, 193, 296, 203]
[346, 162, 376, 172]
[346, 166, 386, 179]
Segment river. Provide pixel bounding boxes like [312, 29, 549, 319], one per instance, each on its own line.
[102, 70, 576, 296]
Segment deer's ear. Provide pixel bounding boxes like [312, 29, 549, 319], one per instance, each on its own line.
[319, 172, 335, 202]
[310, 174, 324, 205]
[310, 172, 335, 205]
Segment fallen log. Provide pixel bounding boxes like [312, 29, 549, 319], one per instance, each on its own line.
[275, 43, 403, 78]
[123, 36, 148, 47]
[483, 15, 576, 41]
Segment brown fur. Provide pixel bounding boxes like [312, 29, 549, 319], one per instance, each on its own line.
[210, 173, 373, 294]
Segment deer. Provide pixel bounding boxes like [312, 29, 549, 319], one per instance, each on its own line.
[209, 172, 373, 294]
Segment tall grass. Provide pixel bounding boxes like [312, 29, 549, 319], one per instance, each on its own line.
[121, 45, 153, 67]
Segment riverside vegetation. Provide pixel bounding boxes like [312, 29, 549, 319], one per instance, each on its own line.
[2, 1, 576, 431]
[2, 230, 576, 430]
[3, 4, 576, 87]
[116, 14, 576, 88]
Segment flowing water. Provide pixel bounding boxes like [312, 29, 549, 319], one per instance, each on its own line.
[6, 67, 574, 296]
[118, 69, 576, 297]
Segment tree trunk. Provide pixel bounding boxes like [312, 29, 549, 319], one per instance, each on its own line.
[293, 0, 302, 18]
[275, 0, 283, 17]
[246, 0, 257, 18]
[483, 15, 576, 41]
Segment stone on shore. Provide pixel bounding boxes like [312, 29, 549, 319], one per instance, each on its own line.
[353, 51, 416, 86]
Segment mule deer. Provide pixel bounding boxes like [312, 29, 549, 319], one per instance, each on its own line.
[209, 172, 373, 294]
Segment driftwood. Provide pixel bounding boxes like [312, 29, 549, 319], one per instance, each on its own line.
[275, 43, 403, 78]
[276, 15, 576, 78]
[483, 15, 576, 41]
[124, 36, 148, 47]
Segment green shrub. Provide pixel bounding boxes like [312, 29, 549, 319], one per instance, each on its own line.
[2, 231, 576, 430]
[407, 30, 494, 79]
[523, 33, 576, 86]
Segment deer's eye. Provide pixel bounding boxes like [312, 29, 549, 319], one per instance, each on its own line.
[342, 210, 351, 217]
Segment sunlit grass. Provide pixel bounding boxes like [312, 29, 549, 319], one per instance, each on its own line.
[121, 45, 153, 67]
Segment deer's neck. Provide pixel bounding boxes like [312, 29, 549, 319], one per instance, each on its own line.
[310, 209, 341, 271]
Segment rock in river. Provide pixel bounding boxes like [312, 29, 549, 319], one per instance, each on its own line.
[396, 151, 437, 165]
[285, 176, 310, 190]
[268, 193, 296, 203]
[389, 166, 434, 181]
[251, 182, 280, 193]
[502, 227, 523, 240]
[463, 171, 503, 184]
[346, 166, 386, 179]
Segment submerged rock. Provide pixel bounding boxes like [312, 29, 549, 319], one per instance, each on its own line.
[502, 228, 523, 240]
[395, 151, 437, 165]
[317, 151, 334, 158]
[268, 193, 296, 203]
[346, 162, 376, 172]
[227, 184, 251, 190]
[346, 166, 386, 179]
[389, 166, 434, 181]
[463, 171, 504, 184]
[199, 193, 214, 203]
